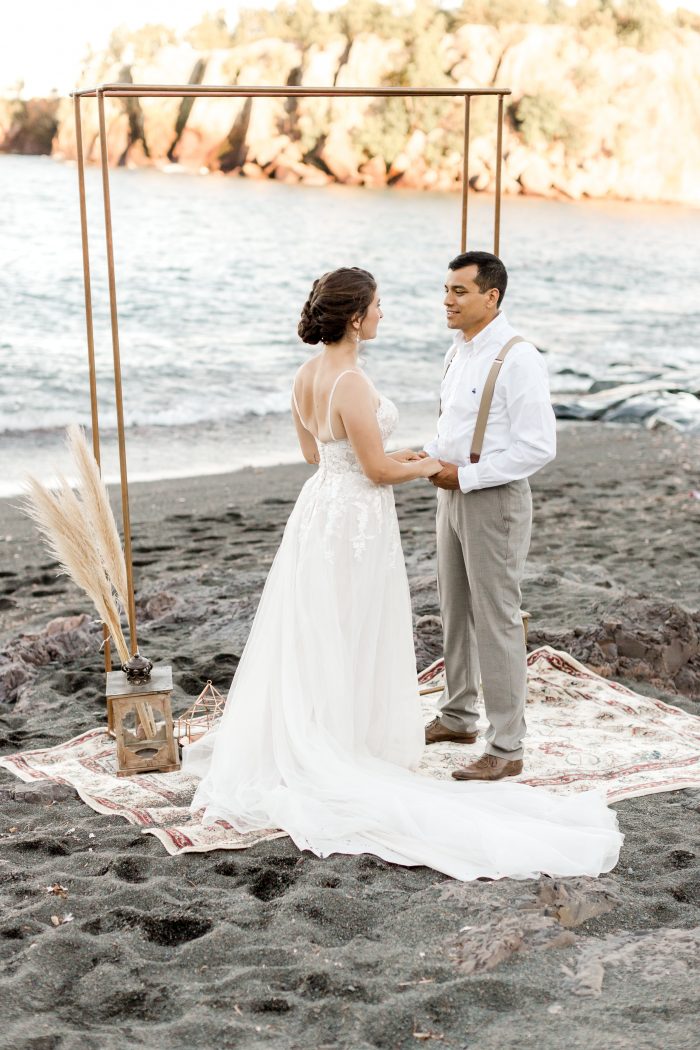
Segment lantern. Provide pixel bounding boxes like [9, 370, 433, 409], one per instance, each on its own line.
[106, 665, 180, 776]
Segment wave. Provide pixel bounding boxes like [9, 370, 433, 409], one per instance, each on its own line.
[6, 370, 700, 440]
[0, 384, 447, 437]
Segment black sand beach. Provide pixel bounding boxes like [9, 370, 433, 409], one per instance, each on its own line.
[1, 423, 699, 1050]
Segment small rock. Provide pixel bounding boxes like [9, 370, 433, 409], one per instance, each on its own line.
[14, 782, 78, 804]
[142, 592, 180, 622]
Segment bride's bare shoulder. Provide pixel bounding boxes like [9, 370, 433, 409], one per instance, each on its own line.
[294, 354, 323, 389]
[331, 369, 378, 411]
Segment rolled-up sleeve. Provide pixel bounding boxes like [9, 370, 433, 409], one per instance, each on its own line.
[458, 348, 556, 493]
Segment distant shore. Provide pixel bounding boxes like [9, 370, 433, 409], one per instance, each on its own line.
[3, 14, 700, 208]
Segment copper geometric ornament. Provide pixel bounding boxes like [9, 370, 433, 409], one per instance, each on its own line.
[174, 680, 225, 746]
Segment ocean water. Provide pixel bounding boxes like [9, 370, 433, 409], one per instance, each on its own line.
[2, 153, 699, 496]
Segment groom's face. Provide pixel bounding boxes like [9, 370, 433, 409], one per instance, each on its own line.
[444, 265, 497, 332]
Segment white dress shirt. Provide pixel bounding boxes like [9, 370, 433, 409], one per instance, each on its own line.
[424, 311, 556, 493]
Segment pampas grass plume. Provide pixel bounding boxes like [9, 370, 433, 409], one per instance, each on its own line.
[66, 424, 129, 611]
[22, 474, 130, 664]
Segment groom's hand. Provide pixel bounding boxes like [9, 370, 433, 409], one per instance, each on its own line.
[430, 461, 460, 489]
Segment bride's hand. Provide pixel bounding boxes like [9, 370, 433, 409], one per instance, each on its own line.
[392, 448, 422, 462]
[417, 456, 443, 477]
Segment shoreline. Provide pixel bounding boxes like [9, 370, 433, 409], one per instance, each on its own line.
[0, 398, 439, 500]
[4, 139, 700, 213]
[4, 409, 699, 500]
[45, 153, 700, 211]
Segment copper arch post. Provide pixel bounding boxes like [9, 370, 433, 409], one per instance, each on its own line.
[71, 83, 511, 658]
[73, 93, 111, 672]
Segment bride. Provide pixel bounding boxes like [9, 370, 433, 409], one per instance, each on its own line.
[183, 266, 622, 881]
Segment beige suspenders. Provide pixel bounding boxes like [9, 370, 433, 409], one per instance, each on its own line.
[439, 335, 525, 464]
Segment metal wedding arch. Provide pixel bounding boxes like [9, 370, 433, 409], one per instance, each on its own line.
[70, 83, 511, 669]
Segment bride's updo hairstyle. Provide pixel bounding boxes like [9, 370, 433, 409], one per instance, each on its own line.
[298, 267, 376, 345]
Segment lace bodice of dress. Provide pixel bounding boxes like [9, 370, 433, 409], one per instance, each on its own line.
[317, 395, 399, 477]
[297, 393, 401, 567]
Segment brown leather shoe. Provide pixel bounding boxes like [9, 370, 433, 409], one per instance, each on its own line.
[451, 753, 523, 781]
[424, 716, 477, 745]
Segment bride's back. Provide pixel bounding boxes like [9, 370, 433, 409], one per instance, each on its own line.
[294, 356, 377, 444]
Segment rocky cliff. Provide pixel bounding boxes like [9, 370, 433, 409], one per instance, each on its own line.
[2, 20, 699, 205]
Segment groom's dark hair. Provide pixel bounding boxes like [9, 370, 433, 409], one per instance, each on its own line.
[448, 251, 508, 306]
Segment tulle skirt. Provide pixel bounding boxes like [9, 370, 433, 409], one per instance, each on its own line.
[183, 468, 622, 881]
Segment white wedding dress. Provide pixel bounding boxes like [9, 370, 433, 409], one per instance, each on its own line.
[183, 372, 622, 881]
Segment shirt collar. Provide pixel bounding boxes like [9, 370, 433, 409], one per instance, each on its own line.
[451, 311, 510, 356]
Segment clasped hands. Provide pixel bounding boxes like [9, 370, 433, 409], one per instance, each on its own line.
[392, 449, 461, 489]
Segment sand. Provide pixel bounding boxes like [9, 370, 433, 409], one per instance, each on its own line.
[1, 422, 699, 1050]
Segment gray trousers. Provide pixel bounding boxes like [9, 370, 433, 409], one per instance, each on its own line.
[436, 479, 532, 760]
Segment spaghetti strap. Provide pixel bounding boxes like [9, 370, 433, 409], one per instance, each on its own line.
[327, 369, 365, 441]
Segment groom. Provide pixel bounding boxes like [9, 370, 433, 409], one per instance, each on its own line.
[422, 251, 556, 781]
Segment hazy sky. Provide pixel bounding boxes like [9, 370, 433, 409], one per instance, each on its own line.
[3, 0, 699, 96]
[1, 2, 305, 95]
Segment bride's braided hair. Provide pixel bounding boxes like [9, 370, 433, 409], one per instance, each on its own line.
[298, 267, 376, 345]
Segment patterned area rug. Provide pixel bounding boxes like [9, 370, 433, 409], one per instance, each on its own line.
[1, 646, 699, 856]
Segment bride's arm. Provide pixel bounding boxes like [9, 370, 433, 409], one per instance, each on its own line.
[291, 395, 320, 465]
[337, 375, 440, 485]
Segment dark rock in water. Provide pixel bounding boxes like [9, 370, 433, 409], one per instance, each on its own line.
[555, 376, 700, 430]
[603, 392, 670, 423]
[595, 389, 700, 430]
[552, 399, 606, 421]
[588, 380, 630, 395]
[588, 371, 663, 394]
[669, 371, 700, 397]
[552, 381, 664, 420]
[646, 392, 700, 433]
